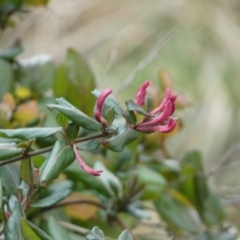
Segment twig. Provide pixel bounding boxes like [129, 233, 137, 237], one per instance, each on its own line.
[59, 220, 115, 240]
[115, 24, 182, 97]
[43, 199, 107, 211]
[114, 215, 140, 240]
[0, 131, 116, 167]
[99, 38, 119, 84]
[170, 140, 240, 187]
[207, 141, 240, 177]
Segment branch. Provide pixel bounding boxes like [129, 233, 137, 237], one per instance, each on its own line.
[58, 220, 115, 240]
[114, 215, 140, 240]
[0, 131, 116, 167]
[43, 199, 107, 211]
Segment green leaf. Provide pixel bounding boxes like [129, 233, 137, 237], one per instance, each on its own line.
[126, 203, 150, 219]
[21, 218, 52, 240]
[0, 179, 2, 209]
[92, 89, 126, 117]
[197, 230, 238, 240]
[0, 143, 23, 161]
[56, 112, 69, 128]
[201, 192, 225, 226]
[66, 122, 79, 141]
[47, 103, 102, 131]
[39, 141, 75, 186]
[126, 111, 137, 125]
[65, 162, 112, 198]
[4, 196, 25, 240]
[53, 48, 96, 116]
[21, 158, 34, 186]
[0, 59, 15, 98]
[77, 140, 100, 151]
[125, 99, 151, 116]
[32, 180, 72, 207]
[21, 218, 41, 240]
[0, 45, 23, 60]
[55, 97, 74, 107]
[101, 127, 138, 152]
[0, 127, 62, 140]
[47, 216, 71, 240]
[154, 189, 201, 234]
[94, 161, 122, 198]
[86, 226, 105, 240]
[23, 0, 49, 6]
[0, 163, 20, 195]
[179, 151, 225, 225]
[106, 106, 115, 126]
[145, 95, 153, 112]
[136, 165, 166, 200]
[19, 55, 55, 93]
[117, 230, 133, 240]
[25, 220, 52, 240]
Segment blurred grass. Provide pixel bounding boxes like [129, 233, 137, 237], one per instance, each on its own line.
[2, 0, 240, 232]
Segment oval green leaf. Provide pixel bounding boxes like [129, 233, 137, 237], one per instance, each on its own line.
[0, 127, 62, 140]
[47, 216, 71, 240]
[25, 220, 52, 240]
[32, 180, 73, 208]
[154, 189, 201, 234]
[0, 143, 23, 161]
[125, 99, 151, 116]
[4, 196, 25, 240]
[39, 141, 75, 186]
[77, 140, 100, 151]
[117, 230, 133, 240]
[21, 218, 41, 240]
[47, 104, 102, 131]
[136, 165, 167, 200]
[53, 48, 96, 116]
[0, 163, 20, 195]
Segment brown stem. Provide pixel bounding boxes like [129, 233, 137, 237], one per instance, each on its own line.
[43, 199, 107, 211]
[114, 215, 140, 240]
[0, 131, 116, 167]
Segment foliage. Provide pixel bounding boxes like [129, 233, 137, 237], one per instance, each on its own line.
[0, 1, 239, 240]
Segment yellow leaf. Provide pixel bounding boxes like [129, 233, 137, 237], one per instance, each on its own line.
[15, 86, 32, 100]
[13, 100, 39, 126]
[63, 193, 99, 221]
[3, 93, 15, 111]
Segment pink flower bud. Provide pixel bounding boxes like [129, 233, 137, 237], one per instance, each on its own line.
[150, 88, 177, 115]
[134, 87, 177, 134]
[136, 100, 172, 128]
[96, 88, 112, 114]
[136, 118, 177, 133]
[134, 80, 150, 106]
[94, 88, 112, 126]
[73, 144, 103, 176]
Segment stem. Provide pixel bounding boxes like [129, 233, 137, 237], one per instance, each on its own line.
[114, 215, 140, 240]
[0, 131, 116, 167]
[43, 199, 107, 211]
[58, 220, 115, 240]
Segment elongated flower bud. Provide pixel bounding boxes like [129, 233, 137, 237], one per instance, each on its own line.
[136, 100, 172, 128]
[96, 88, 112, 114]
[73, 144, 103, 176]
[134, 80, 150, 106]
[94, 88, 112, 126]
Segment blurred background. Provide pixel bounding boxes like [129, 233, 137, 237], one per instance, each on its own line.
[1, 0, 240, 237]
